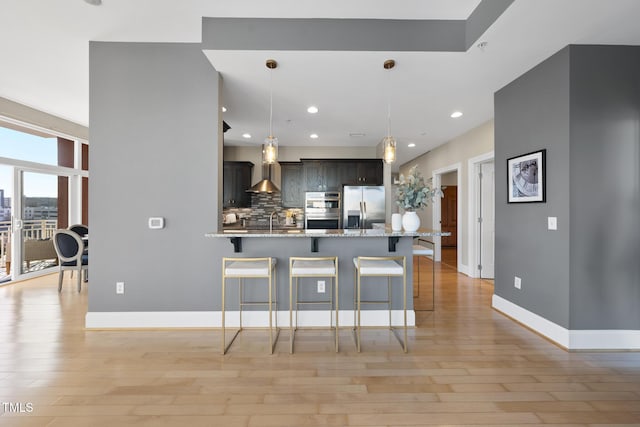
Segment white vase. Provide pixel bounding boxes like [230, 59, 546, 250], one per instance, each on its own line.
[402, 211, 420, 232]
[391, 213, 402, 231]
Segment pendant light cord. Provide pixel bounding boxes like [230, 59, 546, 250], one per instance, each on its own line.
[269, 69, 273, 138]
[386, 67, 392, 138]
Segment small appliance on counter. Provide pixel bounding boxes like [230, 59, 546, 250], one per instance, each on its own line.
[285, 211, 297, 226]
[222, 213, 237, 224]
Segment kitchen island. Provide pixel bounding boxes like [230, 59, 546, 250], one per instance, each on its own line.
[206, 227, 449, 328]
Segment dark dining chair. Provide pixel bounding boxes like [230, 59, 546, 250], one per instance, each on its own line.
[53, 229, 88, 292]
[68, 224, 89, 280]
[68, 224, 88, 243]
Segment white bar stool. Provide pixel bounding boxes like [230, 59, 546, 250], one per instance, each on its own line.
[413, 240, 435, 310]
[221, 257, 279, 355]
[353, 256, 407, 353]
[289, 256, 339, 353]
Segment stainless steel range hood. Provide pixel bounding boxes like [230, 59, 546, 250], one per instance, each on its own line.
[247, 163, 280, 193]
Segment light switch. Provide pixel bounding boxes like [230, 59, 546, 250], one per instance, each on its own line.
[148, 217, 165, 229]
[548, 216, 557, 230]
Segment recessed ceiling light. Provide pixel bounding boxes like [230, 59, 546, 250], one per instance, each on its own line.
[451, 111, 463, 118]
[307, 106, 319, 114]
[349, 132, 366, 137]
[408, 143, 416, 148]
[84, 0, 102, 5]
[221, 106, 227, 112]
[310, 133, 319, 139]
[242, 133, 251, 139]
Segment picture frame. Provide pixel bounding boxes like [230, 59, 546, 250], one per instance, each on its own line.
[507, 149, 546, 203]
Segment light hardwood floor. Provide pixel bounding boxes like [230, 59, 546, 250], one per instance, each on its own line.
[1, 264, 639, 426]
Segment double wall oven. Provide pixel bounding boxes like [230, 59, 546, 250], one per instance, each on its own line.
[304, 191, 341, 229]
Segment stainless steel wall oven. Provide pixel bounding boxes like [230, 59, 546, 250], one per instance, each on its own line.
[304, 191, 341, 229]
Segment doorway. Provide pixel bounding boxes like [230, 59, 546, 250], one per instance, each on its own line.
[16, 170, 60, 276]
[468, 152, 495, 279]
[432, 163, 462, 272]
[440, 172, 458, 269]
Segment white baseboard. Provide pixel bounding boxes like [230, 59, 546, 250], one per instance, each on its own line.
[86, 310, 416, 329]
[569, 330, 640, 350]
[458, 263, 470, 276]
[85, 311, 217, 329]
[492, 295, 570, 347]
[492, 295, 640, 350]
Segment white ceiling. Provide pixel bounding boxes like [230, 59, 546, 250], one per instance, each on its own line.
[2, 0, 640, 166]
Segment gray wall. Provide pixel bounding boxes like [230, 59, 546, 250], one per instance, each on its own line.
[495, 45, 640, 330]
[568, 46, 640, 329]
[200, 1, 514, 53]
[89, 42, 220, 312]
[495, 47, 572, 328]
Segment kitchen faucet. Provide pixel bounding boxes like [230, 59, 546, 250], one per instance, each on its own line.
[269, 210, 280, 233]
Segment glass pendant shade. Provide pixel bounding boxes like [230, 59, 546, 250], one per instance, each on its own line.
[381, 59, 396, 165]
[262, 137, 278, 164]
[382, 136, 397, 164]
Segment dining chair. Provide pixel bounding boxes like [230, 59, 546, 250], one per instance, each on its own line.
[68, 224, 88, 245]
[53, 229, 88, 292]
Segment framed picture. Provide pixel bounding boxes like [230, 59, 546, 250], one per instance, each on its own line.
[507, 149, 546, 203]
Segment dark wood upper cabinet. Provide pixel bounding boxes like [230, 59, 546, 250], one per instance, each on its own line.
[280, 161, 304, 207]
[223, 161, 253, 208]
[303, 160, 324, 191]
[302, 160, 342, 191]
[303, 159, 383, 188]
[302, 159, 383, 190]
[343, 159, 383, 185]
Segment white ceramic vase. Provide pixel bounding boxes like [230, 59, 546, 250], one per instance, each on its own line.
[402, 211, 420, 232]
[391, 213, 402, 231]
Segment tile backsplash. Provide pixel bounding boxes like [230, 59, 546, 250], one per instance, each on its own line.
[223, 193, 303, 226]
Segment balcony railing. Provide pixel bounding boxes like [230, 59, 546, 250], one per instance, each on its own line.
[22, 219, 57, 240]
[1, 219, 58, 281]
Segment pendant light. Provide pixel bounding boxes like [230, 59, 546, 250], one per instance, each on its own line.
[382, 59, 397, 164]
[263, 59, 278, 164]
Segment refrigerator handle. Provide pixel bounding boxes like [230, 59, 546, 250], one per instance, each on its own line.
[362, 201, 367, 226]
[359, 201, 363, 228]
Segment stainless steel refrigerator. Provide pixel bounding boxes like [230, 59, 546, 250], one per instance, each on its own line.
[342, 186, 385, 229]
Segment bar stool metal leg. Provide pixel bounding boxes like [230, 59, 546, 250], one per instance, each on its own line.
[413, 241, 435, 311]
[353, 256, 407, 353]
[289, 256, 339, 353]
[222, 257, 279, 355]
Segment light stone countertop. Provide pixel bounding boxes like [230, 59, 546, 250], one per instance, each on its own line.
[205, 227, 450, 238]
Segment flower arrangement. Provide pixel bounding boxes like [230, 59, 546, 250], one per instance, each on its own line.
[395, 165, 441, 211]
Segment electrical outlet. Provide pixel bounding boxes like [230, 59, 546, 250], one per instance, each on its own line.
[514, 276, 521, 290]
[116, 281, 125, 294]
[317, 280, 325, 293]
